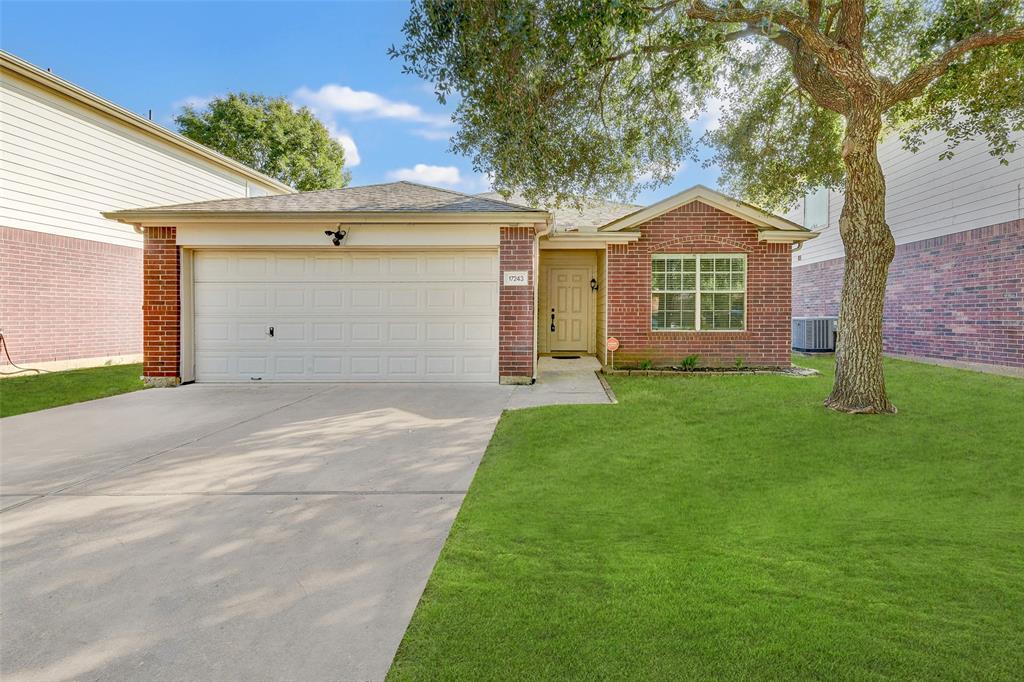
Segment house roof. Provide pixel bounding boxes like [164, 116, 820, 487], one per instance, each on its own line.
[477, 192, 641, 232]
[599, 185, 811, 236]
[104, 182, 550, 224]
[0, 49, 292, 194]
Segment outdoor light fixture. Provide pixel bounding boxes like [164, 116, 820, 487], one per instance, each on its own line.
[324, 225, 347, 246]
[590, 278, 599, 292]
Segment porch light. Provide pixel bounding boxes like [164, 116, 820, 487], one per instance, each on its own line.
[590, 278, 599, 292]
[324, 225, 347, 246]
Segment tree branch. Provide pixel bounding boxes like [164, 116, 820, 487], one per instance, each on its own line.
[686, 1, 848, 71]
[834, 0, 865, 49]
[808, 0, 823, 25]
[887, 26, 1024, 104]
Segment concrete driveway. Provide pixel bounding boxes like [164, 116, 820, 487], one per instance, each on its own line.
[0, 382, 514, 682]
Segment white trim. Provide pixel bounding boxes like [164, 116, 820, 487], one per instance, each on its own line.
[540, 232, 641, 249]
[104, 210, 547, 226]
[180, 249, 195, 383]
[651, 253, 747, 333]
[758, 229, 819, 243]
[599, 184, 809, 234]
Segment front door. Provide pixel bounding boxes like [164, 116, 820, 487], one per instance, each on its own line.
[548, 267, 590, 352]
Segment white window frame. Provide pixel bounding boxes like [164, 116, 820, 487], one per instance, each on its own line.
[803, 187, 829, 230]
[651, 254, 747, 333]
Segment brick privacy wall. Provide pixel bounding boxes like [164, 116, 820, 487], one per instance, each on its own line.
[793, 218, 1024, 368]
[142, 226, 180, 378]
[607, 201, 793, 368]
[499, 225, 536, 378]
[0, 226, 142, 364]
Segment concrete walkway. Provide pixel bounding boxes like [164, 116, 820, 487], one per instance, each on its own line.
[0, 383, 513, 682]
[506, 356, 614, 409]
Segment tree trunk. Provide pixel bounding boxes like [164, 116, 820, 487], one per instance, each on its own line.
[824, 108, 897, 414]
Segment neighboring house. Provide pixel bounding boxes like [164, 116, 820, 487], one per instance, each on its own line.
[788, 129, 1024, 372]
[0, 51, 290, 372]
[102, 182, 813, 386]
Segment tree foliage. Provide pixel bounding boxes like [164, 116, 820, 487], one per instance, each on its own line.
[392, 0, 1024, 211]
[175, 93, 350, 191]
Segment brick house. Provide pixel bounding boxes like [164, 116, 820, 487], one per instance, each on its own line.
[0, 50, 289, 373]
[104, 183, 814, 386]
[788, 129, 1024, 373]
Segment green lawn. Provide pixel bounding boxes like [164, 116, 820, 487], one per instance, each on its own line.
[0, 363, 145, 417]
[389, 356, 1024, 681]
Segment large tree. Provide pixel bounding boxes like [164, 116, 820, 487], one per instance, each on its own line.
[392, 0, 1024, 413]
[176, 93, 350, 191]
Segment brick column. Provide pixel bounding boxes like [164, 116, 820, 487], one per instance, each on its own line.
[498, 225, 536, 383]
[142, 226, 180, 386]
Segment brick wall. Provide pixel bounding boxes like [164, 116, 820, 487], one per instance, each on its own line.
[142, 226, 180, 379]
[793, 219, 1023, 368]
[499, 225, 536, 381]
[606, 201, 793, 368]
[0, 226, 142, 365]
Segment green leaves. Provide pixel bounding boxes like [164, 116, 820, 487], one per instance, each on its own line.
[393, 0, 1022, 210]
[175, 93, 350, 191]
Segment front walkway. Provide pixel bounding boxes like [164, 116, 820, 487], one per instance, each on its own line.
[507, 356, 614, 409]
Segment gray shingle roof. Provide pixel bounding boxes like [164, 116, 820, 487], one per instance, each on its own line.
[115, 182, 545, 215]
[477, 192, 641, 232]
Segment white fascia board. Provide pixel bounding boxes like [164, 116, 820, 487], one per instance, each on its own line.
[598, 185, 807, 233]
[758, 230, 819, 243]
[103, 211, 548, 227]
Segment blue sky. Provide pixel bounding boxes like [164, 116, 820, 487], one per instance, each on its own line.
[2, 1, 721, 203]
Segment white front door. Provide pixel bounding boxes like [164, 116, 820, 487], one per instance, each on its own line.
[193, 250, 499, 382]
[547, 267, 590, 352]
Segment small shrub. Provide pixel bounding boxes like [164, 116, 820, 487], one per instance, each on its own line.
[638, 359, 654, 370]
[680, 354, 700, 371]
[734, 357, 745, 369]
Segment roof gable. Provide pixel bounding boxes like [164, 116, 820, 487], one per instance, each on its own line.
[598, 185, 808, 234]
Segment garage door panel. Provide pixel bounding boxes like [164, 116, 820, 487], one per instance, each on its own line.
[197, 283, 498, 316]
[193, 250, 500, 382]
[196, 318, 496, 348]
[197, 350, 497, 382]
[194, 251, 498, 283]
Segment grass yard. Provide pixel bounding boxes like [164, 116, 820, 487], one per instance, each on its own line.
[388, 356, 1024, 681]
[0, 363, 144, 417]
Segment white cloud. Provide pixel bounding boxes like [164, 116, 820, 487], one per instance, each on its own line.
[693, 96, 725, 134]
[173, 94, 214, 111]
[387, 164, 462, 187]
[325, 122, 361, 167]
[412, 128, 452, 142]
[294, 84, 451, 128]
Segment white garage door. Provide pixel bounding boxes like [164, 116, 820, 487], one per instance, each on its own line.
[193, 250, 499, 382]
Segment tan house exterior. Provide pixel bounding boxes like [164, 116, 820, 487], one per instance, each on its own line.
[106, 182, 814, 386]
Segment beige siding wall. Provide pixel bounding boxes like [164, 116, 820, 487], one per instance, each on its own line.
[788, 128, 1024, 265]
[1, 72, 281, 248]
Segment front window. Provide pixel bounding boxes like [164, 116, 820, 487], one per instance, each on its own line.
[652, 255, 746, 331]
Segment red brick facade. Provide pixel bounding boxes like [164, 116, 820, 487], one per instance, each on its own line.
[793, 219, 1024, 369]
[498, 225, 536, 381]
[0, 226, 142, 365]
[606, 201, 793, 368]
[142, 226, 180, 380]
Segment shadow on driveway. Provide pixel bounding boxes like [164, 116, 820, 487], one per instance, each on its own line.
[1, 382, 512, 681]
